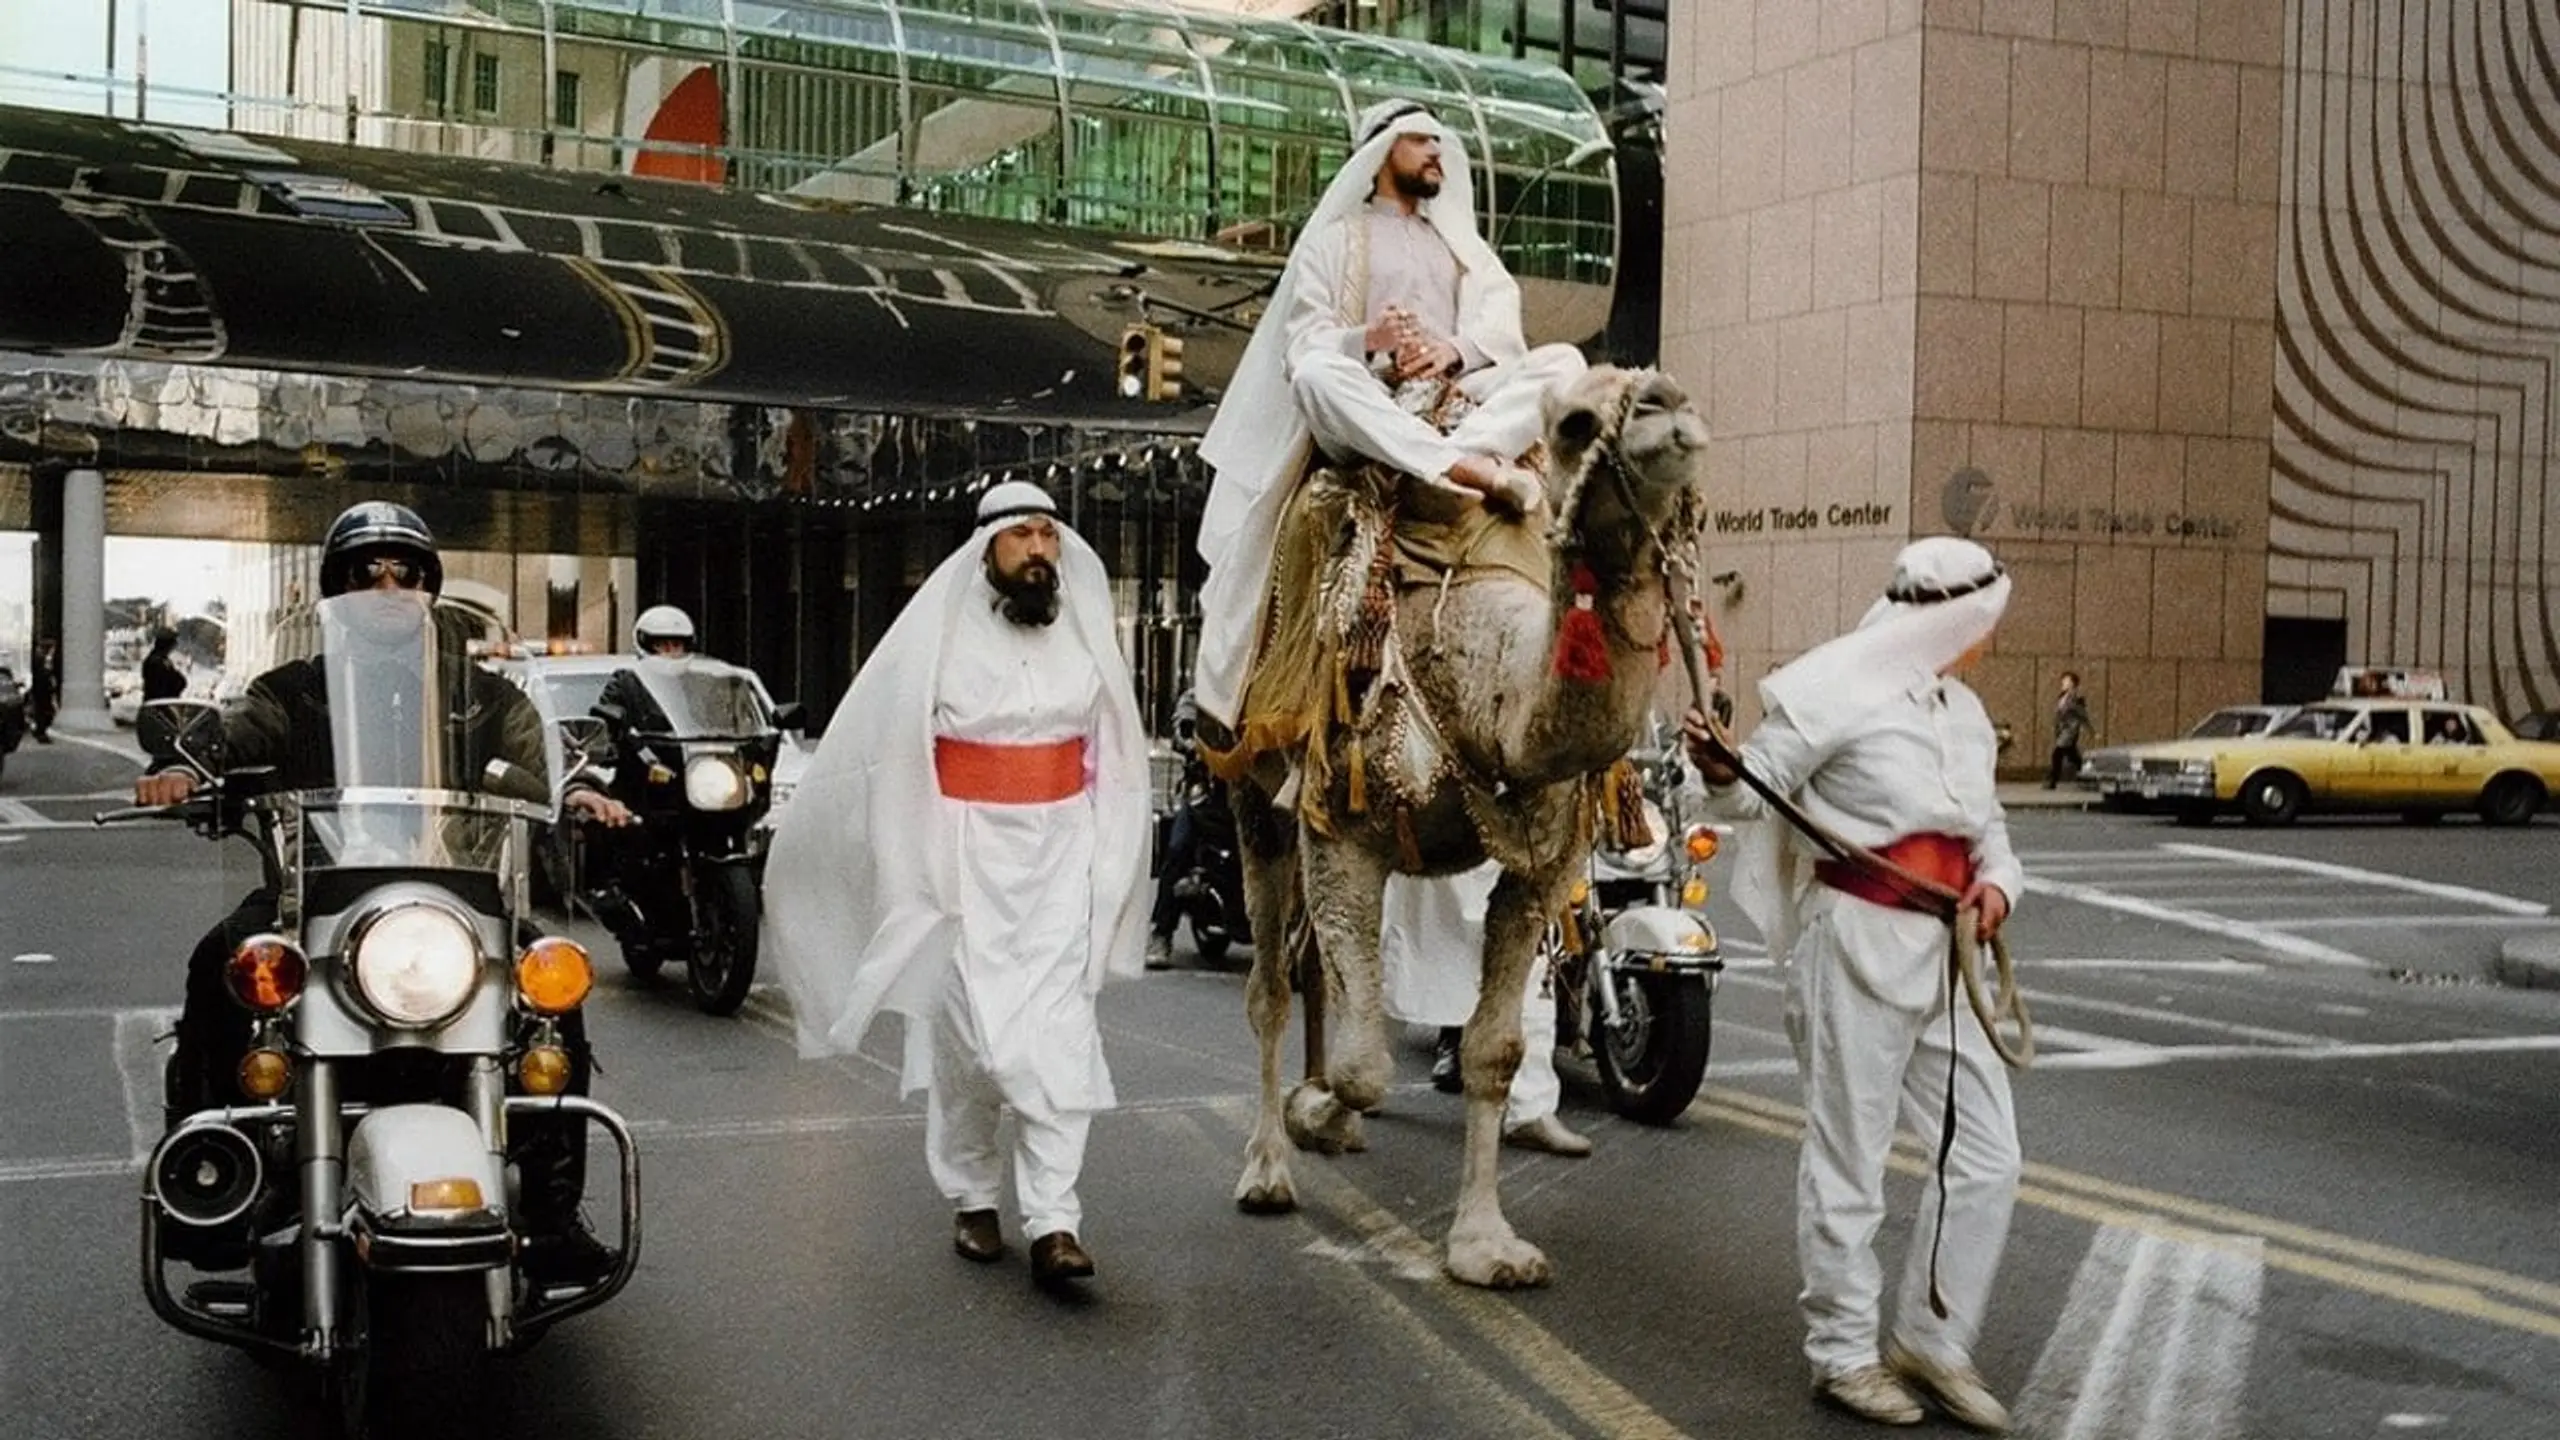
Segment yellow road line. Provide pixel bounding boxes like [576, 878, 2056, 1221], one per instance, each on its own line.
[1197, 1099, 1693, 1440]
[1697, 1088, 2560, 1342]
[1170, 1110, 1589, 1440]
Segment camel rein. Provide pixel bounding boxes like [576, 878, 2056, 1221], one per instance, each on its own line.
[1637, 488, 2033, 1320]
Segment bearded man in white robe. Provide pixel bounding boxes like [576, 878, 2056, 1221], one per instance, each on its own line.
[761, 482, 1148, 1288]
[1684, 537, 2023, 1433]
[1190, 97, 1589, 744]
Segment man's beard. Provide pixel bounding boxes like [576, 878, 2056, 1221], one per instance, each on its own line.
[1389, 166, 1441, 201]
[991, 562, 1060, 627]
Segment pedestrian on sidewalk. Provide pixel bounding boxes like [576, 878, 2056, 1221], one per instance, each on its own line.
[2046, 671, 2091, 789]
[141, 631, 186, 702]
[27, 637, 58, 742]
[1683, 536, 2022, 1433]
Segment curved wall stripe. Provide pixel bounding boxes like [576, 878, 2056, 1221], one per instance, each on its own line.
[2273, 0, 2560, 717]
[633, 65, 726, 186]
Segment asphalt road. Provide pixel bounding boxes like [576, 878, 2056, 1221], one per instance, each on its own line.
[5, 733, 2559, 1439]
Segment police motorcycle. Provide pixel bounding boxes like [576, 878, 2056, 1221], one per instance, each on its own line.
[587, 655, 796, 1014]
[106, 591, 638, 1437]
[1545, 740, 1725, 1124]
[1154, 704, 1251, 966]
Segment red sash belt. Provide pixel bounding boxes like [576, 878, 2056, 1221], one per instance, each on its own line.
[1813, 831, 1974, 915]
[934, 736, 1086, 805]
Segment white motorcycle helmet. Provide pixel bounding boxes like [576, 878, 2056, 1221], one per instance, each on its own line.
[633, 604, 696, 657]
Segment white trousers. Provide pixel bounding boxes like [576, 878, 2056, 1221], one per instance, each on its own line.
[1291, 342, 1589, 484]
[923, 968, 1093, 1241]
[1380, 868, 1559, 1128]
[1785, 899, 2020, 1378]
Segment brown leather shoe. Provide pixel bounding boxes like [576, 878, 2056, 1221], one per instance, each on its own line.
[1029, 1230, 1096, 1284]
[952, 1208, 1004, 1264]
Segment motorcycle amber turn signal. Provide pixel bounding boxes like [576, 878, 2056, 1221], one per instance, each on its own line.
[1681, 877, 1710, 908]
[237, 1049, 293, 1099]
[1683, 826, 1720, 864]
[225, 935, 308, 1012]
[515, 937, 594, 1014]
[518, 1046, 573, 1095]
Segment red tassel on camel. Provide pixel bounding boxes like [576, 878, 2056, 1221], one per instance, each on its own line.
[1553, 562, 1612, 684]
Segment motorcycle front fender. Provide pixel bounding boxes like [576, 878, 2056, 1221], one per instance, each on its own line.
[345, 1104, 509, 1264]
[1599, 905, 1718, 971]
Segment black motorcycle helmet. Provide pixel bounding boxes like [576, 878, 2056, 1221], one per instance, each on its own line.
[320, 501, 443, 598]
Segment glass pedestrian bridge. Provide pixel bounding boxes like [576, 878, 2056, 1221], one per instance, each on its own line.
[32, 1, 1615, 326]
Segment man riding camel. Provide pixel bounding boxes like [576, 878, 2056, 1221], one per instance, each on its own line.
[1190, 97, 1589, 754]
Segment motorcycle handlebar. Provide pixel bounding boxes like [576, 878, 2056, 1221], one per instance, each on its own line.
[91, 799, 200, 826]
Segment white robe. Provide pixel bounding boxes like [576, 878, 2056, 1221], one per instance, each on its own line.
[760, 516, 1148, 1110]
[1192, 108, 1584, 730]
[1379, 863, 1560, 1128]
[932, 604, 1116, 1113]
[1702, 676, 2023, 1377]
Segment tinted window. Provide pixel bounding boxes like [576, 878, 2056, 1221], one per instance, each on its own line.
[2273, 707, 2359, 739]
[2421, 710, 2478, 745]
[2191, 709, 2271, 738]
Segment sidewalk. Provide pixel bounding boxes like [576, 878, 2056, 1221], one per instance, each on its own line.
[42, 716, 148, 766]
[1997, 782, 2099, 810]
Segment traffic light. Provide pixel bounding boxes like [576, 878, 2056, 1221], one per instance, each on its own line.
[1147, 332, 1184, 402]
[1114, 324, 1186, 403]
[1117, 326, 1150, 399]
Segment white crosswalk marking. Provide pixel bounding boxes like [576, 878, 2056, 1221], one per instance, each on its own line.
[2024, 872, 2373, 968]
[2015, 1224, 2264, 1440]
[2156, 843, 2549, 915]
[115, 1007, 179, 1165]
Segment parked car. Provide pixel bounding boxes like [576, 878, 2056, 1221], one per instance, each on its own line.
[488, 652, 811, 908]
[2080, 704, 2299, 809]
[2120, 699, 2560, 826]
[0, 664, 24, 774]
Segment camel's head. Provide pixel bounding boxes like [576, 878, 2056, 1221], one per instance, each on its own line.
[1542, 367, 1709, 574]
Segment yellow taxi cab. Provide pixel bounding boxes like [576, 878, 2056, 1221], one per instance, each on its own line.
[2129, 699, 2560, 826]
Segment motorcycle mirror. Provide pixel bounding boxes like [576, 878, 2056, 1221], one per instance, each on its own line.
[769, 700, 807, 734]
[557, 715, 609, 756]
[137, 699, 223, 768]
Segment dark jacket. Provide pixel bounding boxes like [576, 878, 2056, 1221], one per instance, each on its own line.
[206, 656, 566, 806]
[142, 649, 187, 702]
[2053, 690, 2092, 749]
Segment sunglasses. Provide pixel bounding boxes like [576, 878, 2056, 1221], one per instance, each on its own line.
[341, 556, 426, 589]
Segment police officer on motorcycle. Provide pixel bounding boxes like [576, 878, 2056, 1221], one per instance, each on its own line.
[584, 603, 694, 932]
[135, 501, 632, 1282]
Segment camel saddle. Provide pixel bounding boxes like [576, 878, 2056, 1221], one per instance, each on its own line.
[1206, 445, 1553, 824]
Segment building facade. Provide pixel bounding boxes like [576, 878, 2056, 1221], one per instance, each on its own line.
[1662, 0, 2560, 757]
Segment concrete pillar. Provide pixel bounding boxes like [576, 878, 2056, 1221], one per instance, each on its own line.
[56, 467, 109, 729]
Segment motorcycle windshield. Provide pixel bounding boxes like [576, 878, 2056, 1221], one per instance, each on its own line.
[314, 591, 456, 791]
[269, 592, 537, 872]
[623, 657, 772, 741]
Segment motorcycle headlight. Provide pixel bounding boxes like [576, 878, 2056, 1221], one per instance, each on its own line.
[348, 902, 481, 1028]
[684, 754, 750, 811]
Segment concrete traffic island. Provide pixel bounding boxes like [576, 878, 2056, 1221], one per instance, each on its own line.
[2493, 932, 2560, 990]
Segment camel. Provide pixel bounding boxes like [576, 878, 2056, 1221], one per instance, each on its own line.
[1225, 365, 1710, 1288]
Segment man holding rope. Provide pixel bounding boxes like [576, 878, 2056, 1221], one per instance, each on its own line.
[1682, 536, 2022, 1433]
